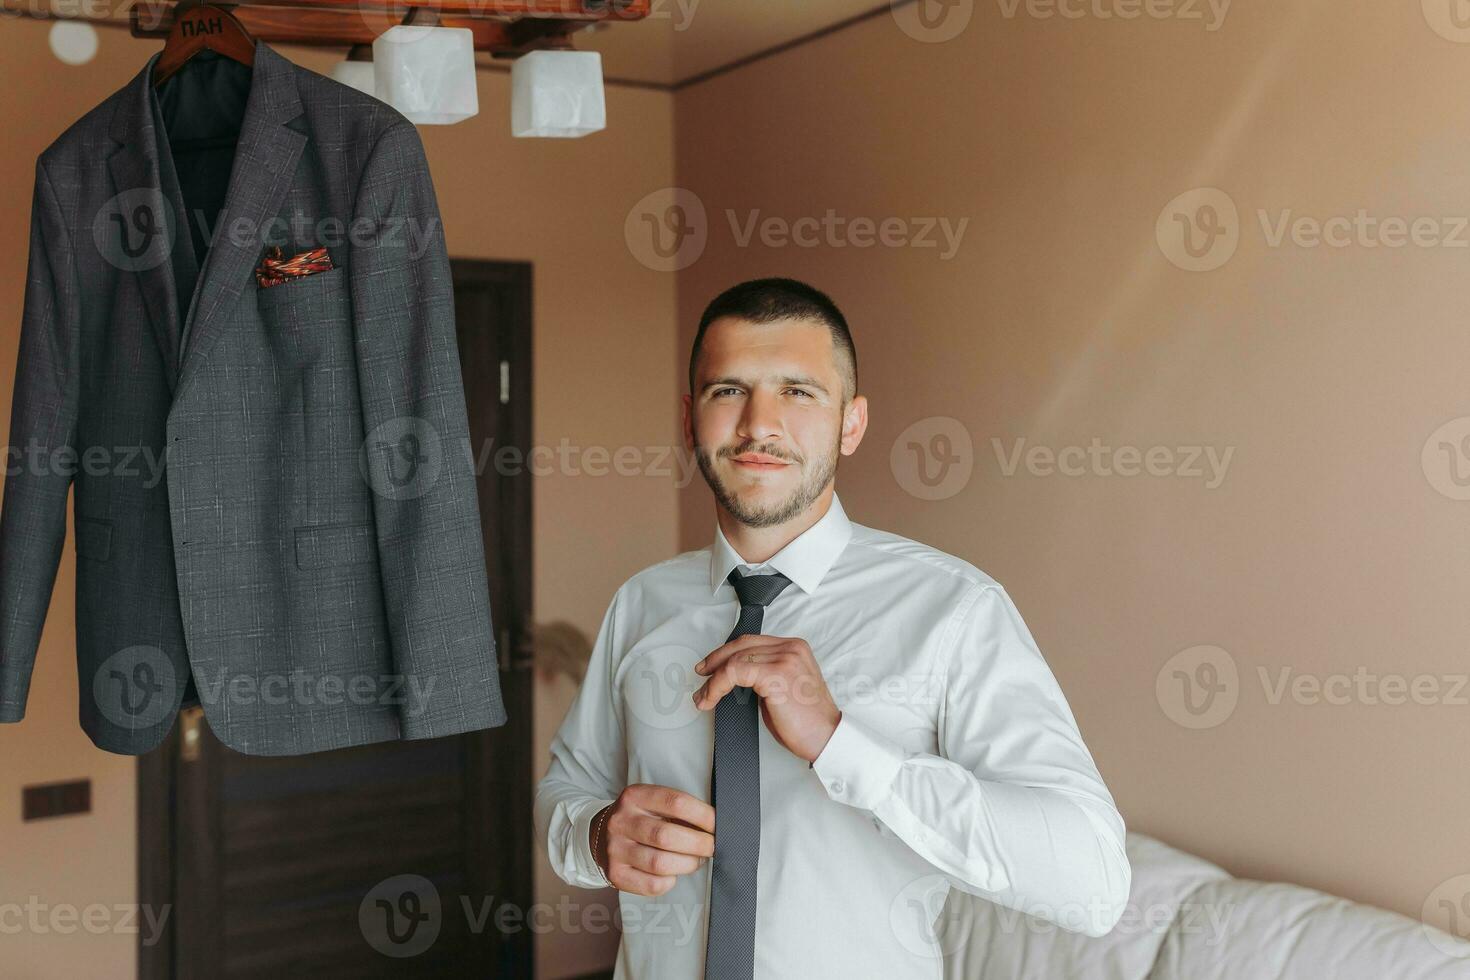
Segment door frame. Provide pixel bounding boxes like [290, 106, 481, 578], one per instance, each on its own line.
[137, 257, 535, 979]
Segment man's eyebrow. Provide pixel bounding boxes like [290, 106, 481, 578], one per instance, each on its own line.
[701, 376, 830, 394]
[779, 375, 829, 393]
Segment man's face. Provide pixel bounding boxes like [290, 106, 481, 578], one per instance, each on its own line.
[684, 316, 866, 529]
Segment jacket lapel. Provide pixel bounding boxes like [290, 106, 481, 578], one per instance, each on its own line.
[106, 54, 186, 395]
[175, 41, 306, 404]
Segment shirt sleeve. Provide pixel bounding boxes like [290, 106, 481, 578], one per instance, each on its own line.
[533, 587, 628, 890]
[810, 583, 1132, 937]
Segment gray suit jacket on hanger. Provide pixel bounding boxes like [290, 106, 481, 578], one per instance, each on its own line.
[0, 40, 508, 755]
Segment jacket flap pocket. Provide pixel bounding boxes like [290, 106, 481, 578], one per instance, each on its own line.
[75, 516, 113, 562]
[295, 521, 376, 570]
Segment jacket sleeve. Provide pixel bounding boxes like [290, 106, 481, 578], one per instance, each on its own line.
[810, 584, 1132, 937]
[347, 120, 506, 739]
[0, 158, 81, 723]
[534, 589, 627, 889]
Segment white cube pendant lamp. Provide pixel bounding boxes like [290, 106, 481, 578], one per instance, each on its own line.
[511, 49, 605, 138]
[373, 24, 479, 125]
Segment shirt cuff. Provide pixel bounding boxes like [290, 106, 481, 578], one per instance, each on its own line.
[810, 712, 906, 810]
[572, 797, 617, 888]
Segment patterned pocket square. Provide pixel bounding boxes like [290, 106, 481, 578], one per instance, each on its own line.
[255, 246, 335, 289]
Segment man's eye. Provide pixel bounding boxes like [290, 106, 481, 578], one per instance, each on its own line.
[713, 387, 741, 397]
[786, 388, 812, 398]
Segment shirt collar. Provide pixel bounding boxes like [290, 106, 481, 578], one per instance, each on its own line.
[708, 492, 853, 596]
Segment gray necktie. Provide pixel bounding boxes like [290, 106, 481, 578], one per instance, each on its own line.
[704, 567, 793, 980]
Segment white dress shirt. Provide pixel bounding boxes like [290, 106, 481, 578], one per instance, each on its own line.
[535, 492, 1130, 979]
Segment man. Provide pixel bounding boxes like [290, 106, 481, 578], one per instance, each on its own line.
[535, 278, 1130, 978]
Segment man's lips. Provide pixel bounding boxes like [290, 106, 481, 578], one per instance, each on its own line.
[730, 453, 791, 470]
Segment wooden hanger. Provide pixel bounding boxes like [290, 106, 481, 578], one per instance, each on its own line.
[152, 1, 256, 87]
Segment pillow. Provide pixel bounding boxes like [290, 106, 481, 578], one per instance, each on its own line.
[939, 832, 1230, 980]
[1146, 877, 1470, 980]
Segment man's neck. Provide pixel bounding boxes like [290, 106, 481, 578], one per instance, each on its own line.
[717, 486, 835, 566]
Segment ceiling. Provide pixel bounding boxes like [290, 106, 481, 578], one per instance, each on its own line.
[25, 0, 888, 91]
[570, 0, 888, 89]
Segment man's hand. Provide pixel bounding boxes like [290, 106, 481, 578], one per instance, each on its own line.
[594, 784, 716, 896]
[692, 634, 841, 763]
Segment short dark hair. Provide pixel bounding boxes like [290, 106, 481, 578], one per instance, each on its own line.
[689, 278, 857, 404]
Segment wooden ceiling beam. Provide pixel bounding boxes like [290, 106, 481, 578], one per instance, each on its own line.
[144, 0, 648, 17]
[120, 0, 646, 52]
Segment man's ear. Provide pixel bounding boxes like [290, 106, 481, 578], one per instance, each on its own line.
[840, 395, 868, 457]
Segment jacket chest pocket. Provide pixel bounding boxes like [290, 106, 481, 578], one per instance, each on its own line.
[256, 267, 351, 363]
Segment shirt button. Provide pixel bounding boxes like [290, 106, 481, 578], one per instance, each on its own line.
[828, 778, 845, 795]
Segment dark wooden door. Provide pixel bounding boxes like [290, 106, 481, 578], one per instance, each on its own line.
[139, 259, 536, 980]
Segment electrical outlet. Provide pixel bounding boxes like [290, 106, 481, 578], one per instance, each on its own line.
[22, 780, 91, 821]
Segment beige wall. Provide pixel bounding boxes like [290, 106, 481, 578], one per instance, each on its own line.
[675, 0, 1467, 934]
[0, 24, 676, 979]
[6, 0, 1470, 974]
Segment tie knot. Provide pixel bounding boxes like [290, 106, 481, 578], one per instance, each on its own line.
[727, 568, 793, 608]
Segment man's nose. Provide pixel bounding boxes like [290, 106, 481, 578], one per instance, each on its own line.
[737, 388, 784, 442]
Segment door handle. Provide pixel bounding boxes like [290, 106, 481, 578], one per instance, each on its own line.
[497, 623, 535, 673]
[179, 705, 205, 763]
